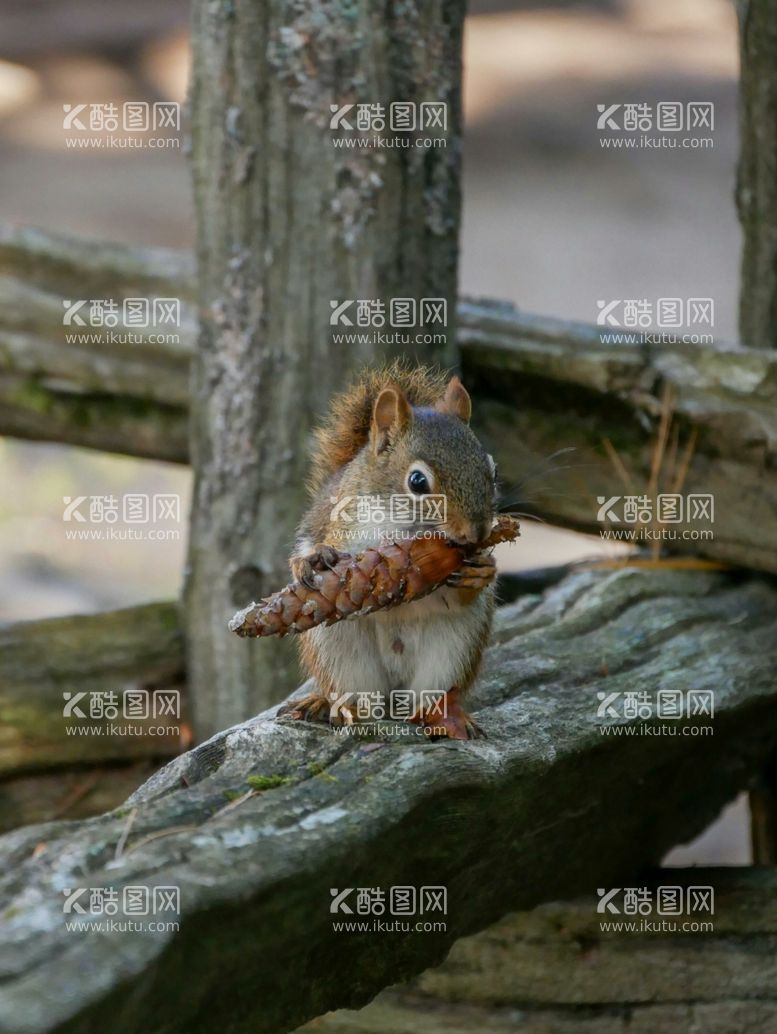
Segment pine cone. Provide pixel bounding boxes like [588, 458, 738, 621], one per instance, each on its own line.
[229, 516, 519, 639]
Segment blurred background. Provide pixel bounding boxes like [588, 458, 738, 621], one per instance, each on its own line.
[0, 0, 746, 859]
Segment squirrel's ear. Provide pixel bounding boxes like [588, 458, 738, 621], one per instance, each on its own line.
[371, 385, 412, 455]
[436, 376, 472, 424]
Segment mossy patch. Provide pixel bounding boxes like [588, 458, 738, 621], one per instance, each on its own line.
[246, 774, 291, 791]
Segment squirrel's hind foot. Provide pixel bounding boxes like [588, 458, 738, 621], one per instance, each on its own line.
[410, 686, 485, 741]
[278, 691, 355, 728]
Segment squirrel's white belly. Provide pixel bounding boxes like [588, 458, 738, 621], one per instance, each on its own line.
[307, 586, 492, 700]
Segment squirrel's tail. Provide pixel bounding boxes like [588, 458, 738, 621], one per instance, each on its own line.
[308, 360, 450, 494]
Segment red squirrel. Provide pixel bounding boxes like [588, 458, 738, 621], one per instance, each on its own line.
[282, 363, 498, 739]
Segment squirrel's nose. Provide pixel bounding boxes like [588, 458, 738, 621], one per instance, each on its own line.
[447, 519, 486, 546]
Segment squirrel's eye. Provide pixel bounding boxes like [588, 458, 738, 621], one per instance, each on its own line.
[408, 469, 430, 495]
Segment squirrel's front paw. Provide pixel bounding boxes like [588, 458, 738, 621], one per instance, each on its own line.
[446, 551, 496, 592]
[290, 544, 347, 589]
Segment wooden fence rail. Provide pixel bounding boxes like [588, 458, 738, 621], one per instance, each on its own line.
[1, 226, 776, 573]
[302, 868, 777, 1034]
[1, 566, 777, 1032]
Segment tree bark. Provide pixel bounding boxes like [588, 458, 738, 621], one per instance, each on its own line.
[186, 0, 465, 737]
[737, 0, 777, 348]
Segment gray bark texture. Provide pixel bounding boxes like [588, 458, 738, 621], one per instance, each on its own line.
[300, 869, 777, 1034]
[186, 0, 465, 736]
[1, 566, 777, 1033]
[737, 0, 777, 349]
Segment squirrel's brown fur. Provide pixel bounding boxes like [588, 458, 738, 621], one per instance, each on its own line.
[307, 360, 451, 495]
[286, 361, 498, 739]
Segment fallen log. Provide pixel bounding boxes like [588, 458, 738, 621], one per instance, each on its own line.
[1, 566, 777, 1033]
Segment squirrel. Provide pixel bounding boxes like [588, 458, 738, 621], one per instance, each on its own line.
[281, 362, 499, 740]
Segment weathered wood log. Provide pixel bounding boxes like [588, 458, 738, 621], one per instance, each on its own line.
[2, 228, 777, 573]
[0, 378, 188, 463]
[2, 566, 777, 1034]
[737, 0, 777, 350]
[0, 225, 193, 462]
[0, 602, 185, 778]
[300, 867, 777, 1033]
[460, 300, 777, 574]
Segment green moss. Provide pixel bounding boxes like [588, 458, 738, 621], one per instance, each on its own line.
[11, 379, 53, 415]
[307, 762, 337, 782]
[246, 774, 291, 791]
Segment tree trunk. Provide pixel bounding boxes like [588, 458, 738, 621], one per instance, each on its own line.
[186, 0, 465, 738]
[737, 0, 777, 348]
